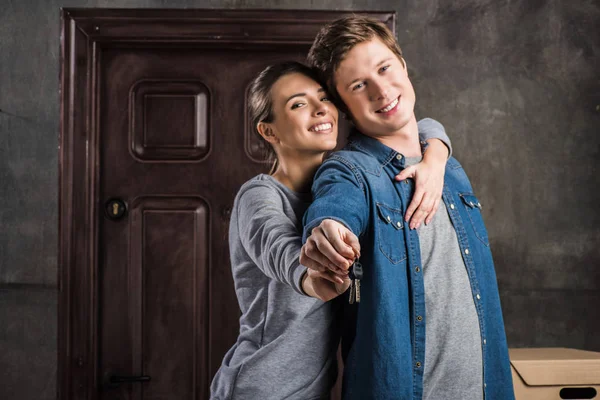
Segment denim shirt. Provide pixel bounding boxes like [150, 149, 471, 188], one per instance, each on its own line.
[303, 120, 515, 400]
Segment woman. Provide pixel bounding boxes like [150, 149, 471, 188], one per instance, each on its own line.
[210, 62, 451, 400]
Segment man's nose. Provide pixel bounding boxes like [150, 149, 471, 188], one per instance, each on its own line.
[369, 80, 388, 102]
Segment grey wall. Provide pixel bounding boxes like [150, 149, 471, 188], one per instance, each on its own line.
[1, 0, 598, 398]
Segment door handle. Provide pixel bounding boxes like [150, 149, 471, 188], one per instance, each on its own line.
[109, 375, 151, 384]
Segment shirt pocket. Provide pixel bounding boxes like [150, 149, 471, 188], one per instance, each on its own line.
[459, 193, 490, 247]
[376, 203, 407, 264]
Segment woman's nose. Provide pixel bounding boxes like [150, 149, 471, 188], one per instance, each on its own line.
[313, 103, 329, 116]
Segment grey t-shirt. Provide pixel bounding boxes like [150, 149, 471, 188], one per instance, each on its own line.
[210, 174, 340, 400]
[407, 156, 483, 400]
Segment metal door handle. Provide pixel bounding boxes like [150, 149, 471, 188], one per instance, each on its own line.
[109, 375, 151, 384]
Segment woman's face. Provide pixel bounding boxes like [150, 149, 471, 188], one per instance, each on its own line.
[264, 72, 338, 156]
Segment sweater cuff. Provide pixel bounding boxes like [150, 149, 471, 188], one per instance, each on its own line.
[293, 264, 310, 296]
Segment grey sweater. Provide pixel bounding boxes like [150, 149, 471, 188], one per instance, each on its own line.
[210, 175, 341, 400]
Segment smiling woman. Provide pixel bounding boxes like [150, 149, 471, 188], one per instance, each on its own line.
[209, 61, 354, 400]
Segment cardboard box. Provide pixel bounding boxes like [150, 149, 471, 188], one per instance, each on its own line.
[510, 348, 600, 400]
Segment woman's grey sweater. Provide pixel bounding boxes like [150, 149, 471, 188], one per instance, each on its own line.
[210, 175, 341, 400]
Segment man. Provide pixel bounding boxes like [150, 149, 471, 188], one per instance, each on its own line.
[300, 16, 515, 400]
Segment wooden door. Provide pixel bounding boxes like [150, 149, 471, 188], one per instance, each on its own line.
[58, 9, 394, 400]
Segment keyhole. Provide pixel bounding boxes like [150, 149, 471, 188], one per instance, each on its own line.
[113, 203, 119, 215]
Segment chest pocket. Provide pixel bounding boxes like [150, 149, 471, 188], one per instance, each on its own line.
[459, 193, 490, 247]
[376, 203, 407, 264]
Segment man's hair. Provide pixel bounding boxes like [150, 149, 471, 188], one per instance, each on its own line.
[307, 15, 404, 113]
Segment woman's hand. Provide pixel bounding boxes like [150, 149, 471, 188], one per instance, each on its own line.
[395, 139, 448, 229]
[302, 268, 351, 301]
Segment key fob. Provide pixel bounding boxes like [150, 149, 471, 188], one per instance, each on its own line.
[349, 261, 363, 280]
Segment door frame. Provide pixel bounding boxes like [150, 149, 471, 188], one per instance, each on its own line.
[58, 8, 394, 399]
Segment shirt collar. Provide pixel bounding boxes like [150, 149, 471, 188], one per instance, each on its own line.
[346, 128, 405, 168]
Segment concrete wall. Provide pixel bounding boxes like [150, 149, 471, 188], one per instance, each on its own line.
[1, 0, 598, 398]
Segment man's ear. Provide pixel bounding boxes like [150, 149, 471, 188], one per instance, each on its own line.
[257, 122, 279, 144]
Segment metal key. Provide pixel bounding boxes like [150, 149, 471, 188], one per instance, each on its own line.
[349, 260, 363, 303]
[349, 279, 356, 304]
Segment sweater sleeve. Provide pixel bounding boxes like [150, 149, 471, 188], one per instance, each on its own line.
[234, 184, 307, 295]
[418, 117, 452, 157]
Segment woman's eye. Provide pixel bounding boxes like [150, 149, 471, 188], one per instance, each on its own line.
[291, 102, 305, 110]
[380, 65, 390, 73]
[321, 97, 330, 102]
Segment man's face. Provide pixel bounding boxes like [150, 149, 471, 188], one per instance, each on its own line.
[334, 37, 416, 138]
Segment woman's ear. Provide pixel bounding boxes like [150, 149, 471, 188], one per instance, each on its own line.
[257, 122, 279, 144]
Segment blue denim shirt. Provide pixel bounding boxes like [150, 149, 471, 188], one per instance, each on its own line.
[303, 119, 514, 400]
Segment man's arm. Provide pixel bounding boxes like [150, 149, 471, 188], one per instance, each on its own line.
[300, 158, 367, 273]
[395, 118, 451, 229]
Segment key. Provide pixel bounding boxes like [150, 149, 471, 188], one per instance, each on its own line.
[349, 260, 363, 303]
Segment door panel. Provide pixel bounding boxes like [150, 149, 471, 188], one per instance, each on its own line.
[59, 10, 395, 400]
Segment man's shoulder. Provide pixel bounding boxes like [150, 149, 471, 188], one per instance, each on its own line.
[324, 148, 379, 168]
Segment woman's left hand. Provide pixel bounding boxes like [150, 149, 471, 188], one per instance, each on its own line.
[395, 158, 445, 230]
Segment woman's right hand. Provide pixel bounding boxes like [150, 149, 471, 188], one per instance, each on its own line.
[302, 268, 351, 301]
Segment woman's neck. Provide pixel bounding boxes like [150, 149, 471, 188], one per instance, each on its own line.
[271, 152, 325, 193]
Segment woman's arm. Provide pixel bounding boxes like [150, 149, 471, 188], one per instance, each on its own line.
[395, 118, 451, 229]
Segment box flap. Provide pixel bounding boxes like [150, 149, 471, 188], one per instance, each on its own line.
[509, 348, 600, 386]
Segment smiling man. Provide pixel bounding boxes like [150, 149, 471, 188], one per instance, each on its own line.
[300, 16, 515, 400]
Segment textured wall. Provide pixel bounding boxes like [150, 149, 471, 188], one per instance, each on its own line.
[1, 0, 598, 398]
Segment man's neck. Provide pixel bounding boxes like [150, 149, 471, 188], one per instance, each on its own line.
[366, 115, 422, 157]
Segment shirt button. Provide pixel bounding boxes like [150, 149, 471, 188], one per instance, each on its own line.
[415, 266, 420, 272]
[386, 215, 391, 222]
[450, 204, 455, 209]
[464, 248, 470, 255]
[404, 180, 409, 184]
[478, 202, 482, 208]
[417, 315, 423, 321]
[476, 294, 481, 300]
[396, 154, 403, 160]
[469, 201, 474, 207]
[416, 362, 422, 368]
[396, 221, 402, 228]
[483, 339, 487, 345]
[484, 383, 487, 389]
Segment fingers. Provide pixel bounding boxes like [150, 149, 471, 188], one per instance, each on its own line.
[409, 191, 435, 229]
[308, 268, 345, 285]
[343, 230, 361, 259]
[404, 187, 424, 225]
[394, 165, 416, 181]
[300, 244, 347, 276]
[320, 220, 357, 262]
[425, 197, 441, 225]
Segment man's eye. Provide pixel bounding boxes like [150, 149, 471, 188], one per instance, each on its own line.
[352, 83, 365, 91]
